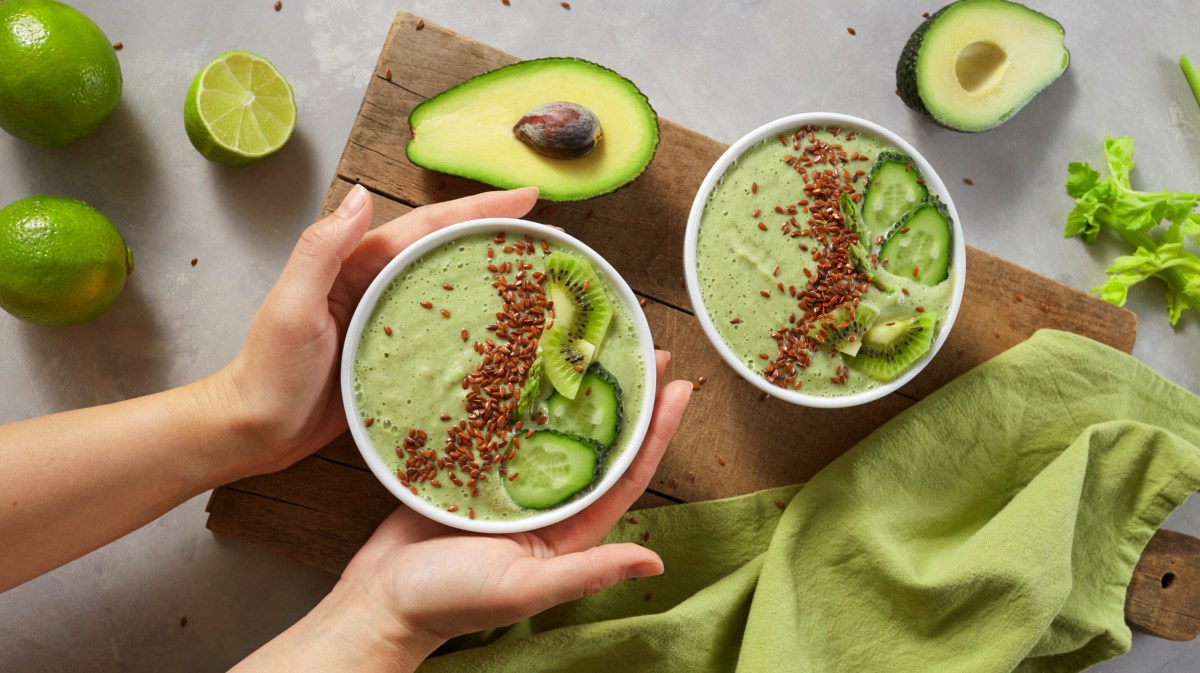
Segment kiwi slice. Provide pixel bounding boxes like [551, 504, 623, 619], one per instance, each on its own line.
[805, 305, 879, 356]
[541, 252, 613, 399]
[843, 312, 937, 382]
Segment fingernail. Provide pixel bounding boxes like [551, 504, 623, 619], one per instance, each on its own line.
[335, 184, 368, 219]
[626, 559, 664, 579]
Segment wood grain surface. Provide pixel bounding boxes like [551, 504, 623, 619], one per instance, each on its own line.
[206, 11, 1194, 639]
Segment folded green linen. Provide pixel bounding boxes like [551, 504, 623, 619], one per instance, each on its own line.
[420, 330, 1200, 673]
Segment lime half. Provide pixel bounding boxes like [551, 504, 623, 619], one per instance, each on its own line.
[184, 50, 296, 166]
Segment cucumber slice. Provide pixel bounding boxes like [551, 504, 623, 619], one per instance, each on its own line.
[545, 363, 623, 448]
[861, 152, 929, 242]
[878, 196, 953, 287]
[504, 430, 600, 510]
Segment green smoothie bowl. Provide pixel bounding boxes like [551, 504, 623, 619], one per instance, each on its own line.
[341, 218, 655, 533]
[684, 112, 966, 408]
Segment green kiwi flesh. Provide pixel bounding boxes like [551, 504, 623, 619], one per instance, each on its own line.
[843, 312, 937, 382]
[541, 252, 613, 399]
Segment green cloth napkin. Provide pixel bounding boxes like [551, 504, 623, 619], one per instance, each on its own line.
[420, 330, 1200, 673]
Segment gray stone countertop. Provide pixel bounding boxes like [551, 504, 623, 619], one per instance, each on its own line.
[1, 1, 1196, 670]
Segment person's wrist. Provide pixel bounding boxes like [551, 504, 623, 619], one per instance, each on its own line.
[319, 577, 447, 668]
[183, 363, 271, 488]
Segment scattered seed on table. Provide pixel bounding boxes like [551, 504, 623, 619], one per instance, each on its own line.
[922, 11, 930, 17]
[1014, 291, 1023, 302]
[384, 68, 392, 81]
[717, 455, 727, 466]
[760, 392, 769, 401]
[180, 617, 188, 628]
[698, 376, 707, 386]
[112, 41, 123, 50]
[847, 27, 856, 35]
[774, 499, 787, 510]
[963, 178, 974, 186]
[274, 1, 282, 10]
[894, 88, 900, 96]
[687, 470, 697, 481]
[957, 347, 966, 355]
[190, 258, 198, 267]
[561, 1, 571, 8]
[502, 0, 510, 5]
[1040, 302, 1050, 313]
[678, 276, 685, 288]
[415, 19, 425, 30]
[638, 297, 647, 308]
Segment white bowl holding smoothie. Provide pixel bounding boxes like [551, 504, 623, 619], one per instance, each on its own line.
[342, 218, 655, 533]
[684, 112, 966, 408]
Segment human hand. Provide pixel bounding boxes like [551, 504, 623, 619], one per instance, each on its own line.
[202, 185, 540, 483]
[331, 353, 692, 660]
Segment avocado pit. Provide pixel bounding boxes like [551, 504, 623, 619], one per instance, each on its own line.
[514, 101, 602, 159]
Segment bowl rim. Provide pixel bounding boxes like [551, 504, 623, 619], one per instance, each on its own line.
[683, 112, 967, 408]
[340, 217, 657, 533]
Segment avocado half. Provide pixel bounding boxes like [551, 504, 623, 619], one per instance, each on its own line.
[897, 0, 1069, 132]
[406, 58, 660, 202]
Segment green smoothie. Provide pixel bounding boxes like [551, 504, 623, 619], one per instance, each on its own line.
[696, 126, 956, 396]
[353, 232, 646, 521]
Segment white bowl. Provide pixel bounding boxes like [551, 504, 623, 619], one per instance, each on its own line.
[341, 218, 656, 533]
[683, 112, 967, 408]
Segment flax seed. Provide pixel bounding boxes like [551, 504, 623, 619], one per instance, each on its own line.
[384, 325, 393, 336]
[440, 308, 451, 318]
[846, 27, 857, 35]
[364, 416, 374, 427]
[717, 455, 727, 466]
[113, 41, 123, 50]
[963, 178, 974, 186]
[420, 301, 433, 309]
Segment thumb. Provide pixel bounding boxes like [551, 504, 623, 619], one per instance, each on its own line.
[275, 184, 373, 309]
[516, 544, 663, 614]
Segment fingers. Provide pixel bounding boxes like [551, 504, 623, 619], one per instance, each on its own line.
[271, 185, 374, 316]
[543, 376, 693, 554]
[510, 543, 662, 615]
[337, 187, 540, 300]
[654, 349, 669, 381]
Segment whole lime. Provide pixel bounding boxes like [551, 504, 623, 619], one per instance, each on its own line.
[0, 0, 123, 147]
[0, 196, 133, 326]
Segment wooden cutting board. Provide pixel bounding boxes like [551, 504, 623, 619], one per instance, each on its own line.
[205, 12, 1198, 641]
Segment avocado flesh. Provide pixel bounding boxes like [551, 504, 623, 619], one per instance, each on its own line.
[407, 58, 659, 201]
[897, 0, 1069, 132]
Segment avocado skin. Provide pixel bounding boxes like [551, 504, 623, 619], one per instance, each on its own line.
[406, 57, 661, 202]
[895, 0, 1070, 133]
[895, 5, 949, 125]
